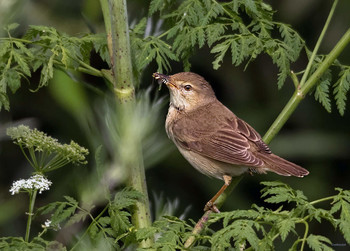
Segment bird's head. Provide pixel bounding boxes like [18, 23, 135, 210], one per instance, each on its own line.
[153, 72, 216, 111]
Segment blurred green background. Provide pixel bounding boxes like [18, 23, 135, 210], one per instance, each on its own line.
[0, 0, 349, 247]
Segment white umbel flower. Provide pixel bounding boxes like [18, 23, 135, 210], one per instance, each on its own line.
[9, 174, 52, 195]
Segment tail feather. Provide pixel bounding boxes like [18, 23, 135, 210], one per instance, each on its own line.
[258, 153, 309, 177]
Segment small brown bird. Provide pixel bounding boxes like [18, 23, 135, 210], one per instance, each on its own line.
[153, 72, 309, 212]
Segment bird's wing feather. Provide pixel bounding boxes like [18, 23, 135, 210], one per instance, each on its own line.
[172, 102, 268, 167]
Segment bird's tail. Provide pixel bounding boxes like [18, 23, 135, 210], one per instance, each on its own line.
[258, 153, 309, 177]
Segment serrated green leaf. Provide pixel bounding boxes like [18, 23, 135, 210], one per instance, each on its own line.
[149, 0, 165, 15]
[211, 39, 230, 69]
[0, 41, 11, 58]
[277, 218, 296, 241]
[333, 67, 350, 116]
[5, 23, 20, 32]
[339, 200, 350, 244]
[110, 210, 131, 234]
[0, 91, 10, 111]
[6, 69, 21, 93]
[12, 50, 31, 76]
[212, 219, 260, 250]
[98, 216, 111, 227]
[65, 210, 89, 227]
[38, 53, 54, 89]
[315, 79, 332, 113]
[113, 188, 143, 210]
[136, 227, 157, 241]
[64, 195, 78, 205]
[38, 202, 60, 215]
[52, 203, 77, 225]
[306, 234, 333, 251]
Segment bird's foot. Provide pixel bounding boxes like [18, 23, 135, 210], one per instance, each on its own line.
[204, 201, 220, 213]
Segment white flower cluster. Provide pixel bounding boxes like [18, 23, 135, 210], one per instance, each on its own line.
[9, 174, 52, 195]
[44, 219, 51, 228]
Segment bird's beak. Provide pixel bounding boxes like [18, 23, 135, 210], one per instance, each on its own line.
[153, 72, 178, 89]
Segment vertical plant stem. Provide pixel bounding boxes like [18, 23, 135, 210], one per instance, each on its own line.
[299, 0, 338, 87]
[25, 189, 37, 242]
[99, 0, 152, 247]
[100, 0, 135, 102]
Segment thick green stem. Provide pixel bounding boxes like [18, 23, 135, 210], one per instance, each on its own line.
[100, 0, 135, 102]
[25, 189, 37, 242]
[99, 0, 152, 247]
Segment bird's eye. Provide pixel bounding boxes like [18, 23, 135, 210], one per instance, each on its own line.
[184, 85, 192, 91]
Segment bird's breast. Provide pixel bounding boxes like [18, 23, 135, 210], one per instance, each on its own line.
[165, 105, 179, 140]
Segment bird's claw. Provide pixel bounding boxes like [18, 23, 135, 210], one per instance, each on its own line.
[204, 201, 220, 213]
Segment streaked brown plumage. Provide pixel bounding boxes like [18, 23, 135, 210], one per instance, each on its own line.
[153, 72, 309, 212]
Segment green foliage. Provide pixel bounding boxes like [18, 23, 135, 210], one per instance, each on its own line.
[2, 1, 350, 250]
[333, 66, 350, 116]
[0, 24, 106, 111]
[306, 235, 333, 251]
[198, 181, 350, 250]
[1, 0, 349, 114]
[7, 125, 89, 173]
[146, 0, 304, 83]
[0, 237, 66, 251]
[132, 181, 350, 250]
[37, 196, 80, 229]
[307, 54, 350, 115]
[130, 18, 177, 73]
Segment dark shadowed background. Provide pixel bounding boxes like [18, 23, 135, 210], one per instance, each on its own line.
[0, 0, 349, 246]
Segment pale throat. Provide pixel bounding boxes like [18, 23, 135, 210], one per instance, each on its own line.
[169, 91, 188, 111]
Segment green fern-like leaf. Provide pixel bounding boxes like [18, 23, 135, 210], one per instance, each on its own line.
[212, 219, 260, 250]
[306, 234, 333, 251]
[149, 0, 173, 15]
[330, 188, 350, 244]
[315, 78, 332, 113]
[110, 210, 131, 235]
[65, 209, 89, 228]
[260, 181, 308, 204]
[278, 23, 304, 62]
[277, 218, 296, 242]
[38, 196, 79, 227]
[112, 188, 143, 210]
[267, 42, 290, 89]
[4, 69, 21, 93]
[333, 67, 350, 116]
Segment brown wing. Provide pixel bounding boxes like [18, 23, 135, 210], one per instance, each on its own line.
[172, 101, 269, 167]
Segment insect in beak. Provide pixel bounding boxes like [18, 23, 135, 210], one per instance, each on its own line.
[153, 72, 178, 89]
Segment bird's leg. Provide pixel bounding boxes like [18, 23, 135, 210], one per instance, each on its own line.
[204, 175, 232, 213]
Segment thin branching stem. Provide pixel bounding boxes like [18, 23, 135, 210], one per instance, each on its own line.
[70, 204, 109, 251]
[299, 219, 309, 251]
[299, 0, 338, 88]
[28, 148, 38, 170]
[18, 144, 35, 169]
[309, 195, 335, 205]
